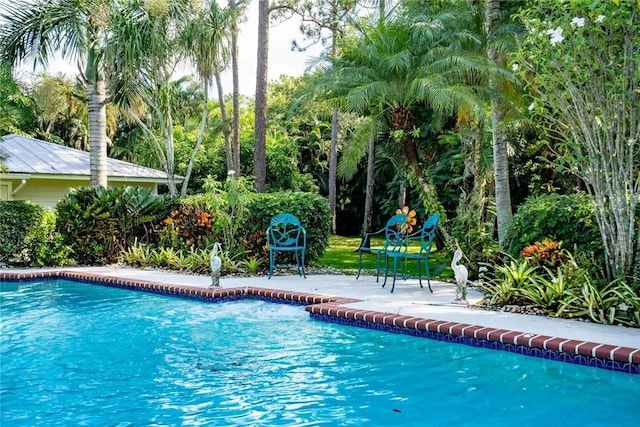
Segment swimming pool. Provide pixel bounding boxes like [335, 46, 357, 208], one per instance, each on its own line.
[2, 279, 639, 426]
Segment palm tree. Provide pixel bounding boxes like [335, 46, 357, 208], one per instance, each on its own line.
[0, 0, 111, 187]
[228, 0, 244, 177]
[107, 0, 195, 197]
[329, 2, 494, 232]
[181, 0, 232, 196]
[483, 0, 515, 248]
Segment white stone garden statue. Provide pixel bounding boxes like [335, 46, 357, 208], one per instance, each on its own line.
[210, 243, 222, 288]
[451, 246, 468, 305]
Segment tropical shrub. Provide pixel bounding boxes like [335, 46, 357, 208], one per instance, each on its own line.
[56, 186, 170, 264]
[200, 175, 255, 257]
[514, 0, 639, 281]
[519, 269, 581, 317]
[0, 201, 72, 266]
[520, 239, 570, 272]
[481, 257, 541, 306]
[23, 210, 73, 266]
[503, 193, 601, 265]
[158, 203, 216, 252]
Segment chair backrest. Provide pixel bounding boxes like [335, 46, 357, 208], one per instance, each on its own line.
[416, 212, 440, 253]
[268, 213, 304, 247]
[384, 213, 408, 251]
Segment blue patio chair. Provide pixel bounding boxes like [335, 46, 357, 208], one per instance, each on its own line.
[356, 213, 408, 282]
[383, 212, 440, 293]
[266, 213, 307, 279]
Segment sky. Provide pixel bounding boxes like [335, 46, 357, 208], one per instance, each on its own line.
[11, 1, 325, 96]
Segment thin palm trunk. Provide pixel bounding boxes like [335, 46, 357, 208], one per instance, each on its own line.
[329, 108, 339, 234]
[362, 128, 376, 239]
[86, 80, 108, 188]
[215, 70, 233, 174]
[229, 0, 241, 177]
[180, 79, 210, 196]
[164, 111, 178, 196]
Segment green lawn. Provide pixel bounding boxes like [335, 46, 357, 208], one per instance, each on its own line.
[317, 235, 453, 280]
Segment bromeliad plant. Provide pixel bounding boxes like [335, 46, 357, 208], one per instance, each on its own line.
[561, 279, 640, 327]
[481, 257, 541, 306]
[482, 248, 640, 327]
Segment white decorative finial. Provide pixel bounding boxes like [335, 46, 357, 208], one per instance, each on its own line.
[451, 246, 468, 305]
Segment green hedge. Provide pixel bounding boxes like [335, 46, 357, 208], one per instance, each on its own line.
[0, 200, 72, 266]
[244, 192, 331, 264]
[0, 200, 43, 265]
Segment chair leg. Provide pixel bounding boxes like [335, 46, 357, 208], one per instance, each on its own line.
[425, 258, 432, 292]
[390, 256, 399, 293]
[382, 254, 388, 288]
[416, 259, 423, 289]
[300, 249, 306, 279]
[376, 252, 383, 283]
[268, 250, 274, 279]
[294, 250, 301, 276]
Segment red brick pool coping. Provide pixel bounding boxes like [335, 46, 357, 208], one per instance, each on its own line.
[3, 270, 639, 370]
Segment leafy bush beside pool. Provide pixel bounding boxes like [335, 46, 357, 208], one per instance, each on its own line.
[0, 200, 72, 267]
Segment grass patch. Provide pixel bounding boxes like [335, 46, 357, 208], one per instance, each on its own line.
[317, 235, 453, 280]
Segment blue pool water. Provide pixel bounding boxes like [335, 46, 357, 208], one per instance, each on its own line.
[1, 279, 638, 426]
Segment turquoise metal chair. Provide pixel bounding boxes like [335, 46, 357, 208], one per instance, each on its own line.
[383, 212, 440, 293]
[356, 213, 408, 282]
[266, 213, 307, 279]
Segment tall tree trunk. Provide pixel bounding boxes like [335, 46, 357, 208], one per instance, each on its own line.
[486, 0, 512, 247]
[214, 71, 233, 174]
[328, 108, 339, 233]
[362, 129, 376, 236]
[491, 104, 512, 245]
[87, 79, 108, 188]
[398, 179, 406, 208]
[229, 0, 241, 177]
[253, 0, 269, 192]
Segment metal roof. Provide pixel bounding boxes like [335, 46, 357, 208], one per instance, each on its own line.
[1, 134, 177, 181]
